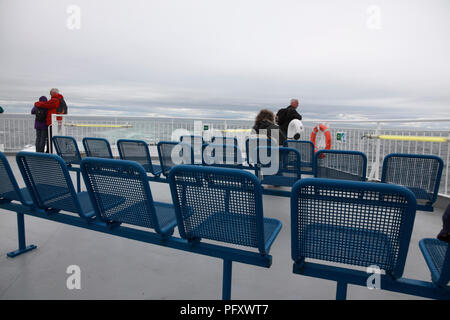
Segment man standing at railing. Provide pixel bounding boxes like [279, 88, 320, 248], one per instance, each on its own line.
[33, 88, 67, 153]
[276, 98, 303, 138]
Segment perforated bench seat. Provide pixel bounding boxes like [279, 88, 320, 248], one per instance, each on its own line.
[419, 238, 450, 287]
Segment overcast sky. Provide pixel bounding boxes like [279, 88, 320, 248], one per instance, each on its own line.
[0, 0, 449, 120]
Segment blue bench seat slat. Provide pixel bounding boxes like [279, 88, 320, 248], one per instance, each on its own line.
[419, 238, 450, 287]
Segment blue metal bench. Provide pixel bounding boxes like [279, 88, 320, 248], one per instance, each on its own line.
[16, 152, 97, 221]
[117, 139, 162, 178]
[4, 153, 282, 299]
[211, 136, 239, 148]
[52, 136, 83, 192]
[180, 135, 204, 164]
[0, 152, 37, 257]
[291, 178, 450, 299]
[283, 140, 314, 175]
[314, 149, 367, 181]
[81, 158, 177, 235]
[82, 137, 114, 159]
[168, 164, 282, 299]
[157, 141, 194, 178]
[420, 238, 449, 289]
[202, 143, 245, 169]
[253, 146, 301, 197]
[381, 153, 444, 212]
[245, 137, 274, 168]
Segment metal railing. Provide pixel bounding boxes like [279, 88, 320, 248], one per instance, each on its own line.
[1, 113, 449, 196]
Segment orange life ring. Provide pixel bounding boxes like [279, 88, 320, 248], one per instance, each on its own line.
[310, 123, 332, 153]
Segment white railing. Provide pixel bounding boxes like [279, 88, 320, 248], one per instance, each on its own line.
[1, 113, 449, 197]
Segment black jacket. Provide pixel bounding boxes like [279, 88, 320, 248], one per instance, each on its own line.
[276, 106, 302, 136]
[252, 120, 286, 145]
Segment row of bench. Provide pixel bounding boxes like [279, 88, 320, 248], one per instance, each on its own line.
[0, 149, 449, 299]
[53, 136, 444, 211]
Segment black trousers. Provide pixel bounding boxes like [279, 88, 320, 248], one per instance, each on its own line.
[35, 128, 48, 153]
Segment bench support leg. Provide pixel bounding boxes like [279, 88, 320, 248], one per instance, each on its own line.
[336, 281, 348, 300]
[77, 170, 81, 193]
[222, 259, 233, 300]
[7, 213, 37, 258]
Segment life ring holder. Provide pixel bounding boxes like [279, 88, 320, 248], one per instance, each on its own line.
[310, 123, 332, 157]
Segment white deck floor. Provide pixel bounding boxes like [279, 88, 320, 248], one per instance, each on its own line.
[0, 155, 447, 300]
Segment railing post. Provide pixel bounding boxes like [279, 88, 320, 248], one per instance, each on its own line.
[222, 259, 233, 300]
[375, 122, 381, 180]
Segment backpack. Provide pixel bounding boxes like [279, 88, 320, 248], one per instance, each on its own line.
[35, 107, 47, 122]
[57, 98, 68, 114]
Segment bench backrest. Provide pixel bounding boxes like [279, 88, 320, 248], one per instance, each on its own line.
[381, 153, 444, 204]
[283, 140, 314, 169]
[82, 137, 113, 159]
[245, 137, 275, 167]
[52, 136, 82, 165]
[168, 165, 268, 254]
[202, 144, 243, 168]
[157, 141, 194, 176]
[117, 139, 156, 174]
[291, 178, 417, 279]
[211, 136, 239, 148]
[314, 150, 367, 181]
[0, 152, 30, 205]
[80, 158, 170, 234]
[256, 146, 302, 186]
[16, 152, 92, 219]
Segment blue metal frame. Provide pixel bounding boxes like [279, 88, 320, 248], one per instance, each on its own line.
[16, 152, 96, 221]
[201, 143, 245, 169]
[117, 139, 162, 177]
[313, 149, 367, 181]
[3, 156, 280, 299]
[283, 140, 314, 175]
[255, 146, 302, 197]
[82, 137, 114, 159]
[245, 137, 274, 168]
[419, 238, 450, 288]
[290, 178, 450, 299]
[381, 153, 444, 212]
[211, 136, 239, 149]
[156, 141, 194, 178]
[0, 152, 37, 257]
[52, 136, 83, 192]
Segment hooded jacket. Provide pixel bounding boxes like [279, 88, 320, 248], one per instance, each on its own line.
[253, 120, 286, 145]
[34, 93, 64, 126]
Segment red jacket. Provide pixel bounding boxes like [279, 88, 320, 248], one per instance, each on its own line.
[34, 93, 64, 126]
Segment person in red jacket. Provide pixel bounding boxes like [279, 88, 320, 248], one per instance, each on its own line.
[33, 88, 65, 152]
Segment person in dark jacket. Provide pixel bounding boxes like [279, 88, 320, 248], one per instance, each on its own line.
[276, 98, 302, 138]
[253, 109, 286, 145]
[31, 96, 49, 152]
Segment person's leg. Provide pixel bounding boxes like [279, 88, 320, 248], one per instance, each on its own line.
[45, 126, 52, 153]
[36, 129, 47, 152]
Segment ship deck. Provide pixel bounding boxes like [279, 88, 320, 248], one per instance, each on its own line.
[0, 155, 448, 300]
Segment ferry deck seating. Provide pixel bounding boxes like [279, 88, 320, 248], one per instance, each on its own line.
[255, 146, 302, 196]
[82, 137, 114, 159]
[180, 135, 204, 164]
[283, 140, 315, 175]
[1, 150, 449, 299]
[156, 141, 194, 179]
[3, 151, 281, 299]
[313, 149, 367, 181]
[117, 139, 163, 178]
[291, 178, 450, 299]
[52, 136, 83, 192]
[381, 153, 444, 212]
[201, 143, 245, 169]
